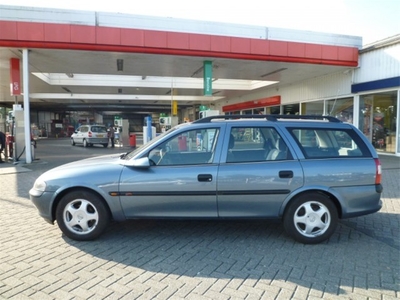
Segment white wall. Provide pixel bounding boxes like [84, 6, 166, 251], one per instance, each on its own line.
[355, 42, 400, 83]
[215, 71, 354, 111]
[94, 113, 103, 124]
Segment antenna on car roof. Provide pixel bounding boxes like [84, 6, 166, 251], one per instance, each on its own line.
[193, 114, 341, 123]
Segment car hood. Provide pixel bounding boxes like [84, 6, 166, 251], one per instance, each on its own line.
[38, 153, 126, 182]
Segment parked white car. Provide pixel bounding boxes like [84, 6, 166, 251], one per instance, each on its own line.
[70, 124, 109, 148]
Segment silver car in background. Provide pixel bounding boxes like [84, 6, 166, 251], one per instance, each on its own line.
[30, 115, 382, 244]
[70, 124, 109, 148]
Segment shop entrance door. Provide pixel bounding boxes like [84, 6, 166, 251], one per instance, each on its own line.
[360, 91, 398, 154]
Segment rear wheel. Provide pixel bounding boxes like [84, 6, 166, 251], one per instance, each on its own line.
[56, 190, 110, 241]
[283, 192, 338, 244]
[83, 139, 88, 147]
[103, 143, 108, 148]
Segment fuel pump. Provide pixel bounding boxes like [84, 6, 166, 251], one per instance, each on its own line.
[11, 105, 25, 161]
[8, 104, 35, 162]
[5, 111, 14, 159]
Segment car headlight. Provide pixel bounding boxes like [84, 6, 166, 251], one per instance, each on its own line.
[30, 179, 47, 197]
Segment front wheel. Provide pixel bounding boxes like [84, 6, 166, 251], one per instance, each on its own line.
[83, 139, 88, 147]
[56, 190, 110, 241]
[71, 138, 75, 146]
[283, 192, 338, 244]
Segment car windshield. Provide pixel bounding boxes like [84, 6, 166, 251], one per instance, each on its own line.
[121, 128, 177, 160]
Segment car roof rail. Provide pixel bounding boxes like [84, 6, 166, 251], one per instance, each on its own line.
[193, 114, 341, 123]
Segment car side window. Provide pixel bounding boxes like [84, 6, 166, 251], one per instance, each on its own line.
[148, 128, 220, 166]
[227, 127, 290, 162]
[289, 128, 370, 158]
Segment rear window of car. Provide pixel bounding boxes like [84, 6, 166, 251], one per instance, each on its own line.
[91, 126, 107, 133]
[288, 128, 371, 158]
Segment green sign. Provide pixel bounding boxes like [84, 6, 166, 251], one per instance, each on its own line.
[203, 60, 212, 96]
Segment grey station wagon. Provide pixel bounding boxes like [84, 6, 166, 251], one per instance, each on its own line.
[30, 115, 383, 244]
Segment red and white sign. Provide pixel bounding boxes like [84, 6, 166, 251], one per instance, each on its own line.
[10, 58, 21, 96]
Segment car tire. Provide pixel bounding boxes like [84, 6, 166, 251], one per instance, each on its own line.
[71, 138, 75, 146]
[283, 192, 338, 244]
[83, 139, 88, 147]
[103, 143, 108, 148]
[56, 190, 110, 241]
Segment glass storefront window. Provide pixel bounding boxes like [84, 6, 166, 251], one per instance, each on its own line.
[326, 97, 354, 123]
[267, 106, 280, 114]
[359, 91, 398, 153]
[254, 108, 265, 114]
[301, 101, 324, 115]
[283, 104, 299, 115]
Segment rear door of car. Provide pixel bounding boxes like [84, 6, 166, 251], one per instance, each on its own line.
[285, 124, 381, 216]
[217, 124, 304, 218]
[119, 125, 225, 218]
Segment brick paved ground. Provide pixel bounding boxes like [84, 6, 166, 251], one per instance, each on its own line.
[0, 138, 399, 299]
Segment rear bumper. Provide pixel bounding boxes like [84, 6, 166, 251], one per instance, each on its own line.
[376, 183, 383, 193]
[330, 184, 383, 219]
[342, 199, 382, 218]
[87, 138, 109, 144]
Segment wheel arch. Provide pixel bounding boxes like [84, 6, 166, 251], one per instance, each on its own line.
[280, 188, 343, 219]
[51, 186, 113, 222]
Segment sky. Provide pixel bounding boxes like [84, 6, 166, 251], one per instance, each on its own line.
[1, 0, 399, 45]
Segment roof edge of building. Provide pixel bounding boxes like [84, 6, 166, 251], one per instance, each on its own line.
[0, 4, 362, 49]
[360, 34, 400, 53]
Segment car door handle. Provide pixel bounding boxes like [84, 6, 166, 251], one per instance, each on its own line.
[198, 174, 212, 182]
[279, 170, 293, 178]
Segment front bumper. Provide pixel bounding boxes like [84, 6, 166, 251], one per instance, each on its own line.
[29, 190, 55, 224]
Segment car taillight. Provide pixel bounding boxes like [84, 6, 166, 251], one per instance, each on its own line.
[88, 131, 92, 137]
[374, 158, 382, 184]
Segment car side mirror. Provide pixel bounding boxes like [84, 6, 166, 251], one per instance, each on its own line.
[122, 157, 151, 168]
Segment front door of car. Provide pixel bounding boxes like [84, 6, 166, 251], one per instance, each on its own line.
[217, 126, 304, 218]
[75, 127, 84, 143]
[119, 127, 221, 218]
